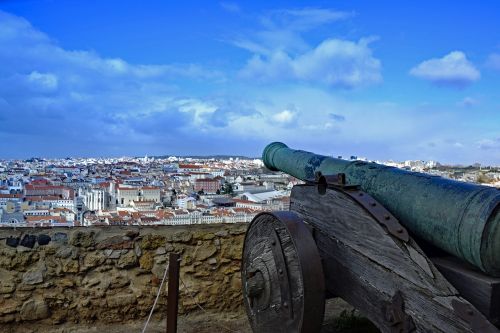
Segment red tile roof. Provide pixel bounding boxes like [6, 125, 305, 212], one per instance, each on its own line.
[0, 194, 22, 199]
[179, 164, 202, 169]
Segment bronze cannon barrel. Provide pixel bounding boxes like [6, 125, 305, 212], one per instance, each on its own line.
[263, 142, 500, 276]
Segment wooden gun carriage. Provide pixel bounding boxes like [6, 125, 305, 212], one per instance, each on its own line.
[241, 143, 500, 333]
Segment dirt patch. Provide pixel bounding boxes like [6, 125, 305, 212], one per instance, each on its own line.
[1, 311, 248, 333]
[2, 299, 378, 333]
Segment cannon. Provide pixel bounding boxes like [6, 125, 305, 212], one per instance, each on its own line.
[241, 142, 500, 333]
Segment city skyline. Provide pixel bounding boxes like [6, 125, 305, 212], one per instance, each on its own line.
[1, 1, 500, 164]
[1, 151, 497, 169]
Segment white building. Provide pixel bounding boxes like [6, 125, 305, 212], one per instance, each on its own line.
[210, 169, 225, 177]
[46, 198, 75, 211]
[176, 195, 196, 209]
[82, 188, 109, 211]
[23, 209, 50, 217]
[117, 186, 161, 207]
[141, 186, 161, 203]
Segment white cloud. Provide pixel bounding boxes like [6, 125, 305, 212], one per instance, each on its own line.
[231, 7, 355, 58]
[233, 29, 309, 56]
[0, 10, 235, 157]
[176, 99, 217, 127]
[27, 71, 58, 91]
[272, 109, 296, 124]
[240, 38, 381, 88]
[263, 8, 353, 31]
[1, 10, 498, 164]
[477, 138, 500, 150]
[410, 51, 480, 87]
[0, 11, 223, 82]
[231, 7, 374, 89]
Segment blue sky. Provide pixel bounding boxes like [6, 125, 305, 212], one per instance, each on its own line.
[0, 1, 499, 164]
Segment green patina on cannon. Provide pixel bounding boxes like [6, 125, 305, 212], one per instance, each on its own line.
[242, 142, 500, 333]
[263, 142, 500, 276]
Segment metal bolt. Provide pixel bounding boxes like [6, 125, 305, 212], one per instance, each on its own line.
[384, 215, 391, 220]
[467, 309, 474, 316]
[283, 302, 288, 308]
[271, 240, 276, 246]
[371, 202, 376, 207]
[358, 193, 364, 196]
[278, 268, 283, 275]
[397, 228, 404, 233]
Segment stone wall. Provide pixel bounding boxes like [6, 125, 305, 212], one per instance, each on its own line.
[0, 223, 247, 326]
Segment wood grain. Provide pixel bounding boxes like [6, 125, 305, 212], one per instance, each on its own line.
[290, 184, 495, 333]
[432, 256, 500, 325]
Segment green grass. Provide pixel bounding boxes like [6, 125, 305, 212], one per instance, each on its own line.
[332, 309, 380, 333]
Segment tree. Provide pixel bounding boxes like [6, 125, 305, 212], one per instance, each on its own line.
[222, 183, 234, 195]
[477, 173, 493, 184]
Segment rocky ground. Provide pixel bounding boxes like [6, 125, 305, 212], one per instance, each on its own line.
[2, 298, 379, 333]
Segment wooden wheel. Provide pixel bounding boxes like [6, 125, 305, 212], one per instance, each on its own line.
[242, 211, 325, 333]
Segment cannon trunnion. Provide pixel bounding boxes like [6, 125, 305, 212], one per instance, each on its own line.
[242, 178, 500, 333]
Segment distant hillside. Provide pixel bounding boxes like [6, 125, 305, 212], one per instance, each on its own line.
[151, 155, 259, 160]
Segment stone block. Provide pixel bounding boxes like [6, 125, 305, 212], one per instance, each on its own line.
[20, 299, 50, 321]
[117, 251, 137, 269]
[22, 264, 46, 285]
[6, 237, 19, 248]
[194, 244, 217, 261]
[0, 299, 20, 315]
[61, 259, 79, 273]
[125, 230, 140, 239]
[229, 226, 247, 235]
[53, 232, 68, 244]
[96, 235, 133, 250]
[171, 231, 192, 243]
[82, 252, 107, 271]
[155, 247, 166, 255]
[215, 230, 229, 237]
[139, 252, 154, 271]
[69, 231, 96, 248]
[109, 272, 130, 289]
[106, 250, 123, 259]
[55, 247, 72, 259]
[20, 235, 37, 249]
[106, 294, 136, 308]
[37, 234, 51, 246]
[140, 234, 166, 250]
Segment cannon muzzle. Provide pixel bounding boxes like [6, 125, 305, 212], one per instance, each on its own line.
[263, 142, 500, 276]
